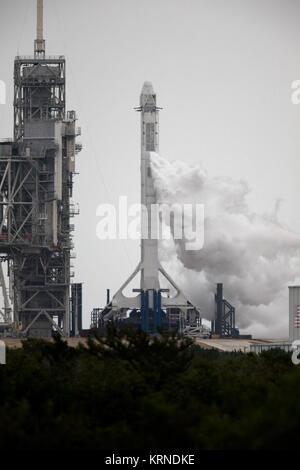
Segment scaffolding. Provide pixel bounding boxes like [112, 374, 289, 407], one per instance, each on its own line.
[0, 1, 81, 337]
[211, 283, 237, 338]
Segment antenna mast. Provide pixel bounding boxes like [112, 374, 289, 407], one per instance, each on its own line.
[34, 0, 45, 57]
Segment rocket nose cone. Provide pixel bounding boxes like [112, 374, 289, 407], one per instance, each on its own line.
[141, 81, 154, 95]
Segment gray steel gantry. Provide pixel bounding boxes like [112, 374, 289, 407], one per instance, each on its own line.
[0, 0, 81, 337]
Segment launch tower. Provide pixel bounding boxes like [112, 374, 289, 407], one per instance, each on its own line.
[0, 0, 81, 337]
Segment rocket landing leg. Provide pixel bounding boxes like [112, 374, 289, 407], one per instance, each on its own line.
[102, 261, 196, 334]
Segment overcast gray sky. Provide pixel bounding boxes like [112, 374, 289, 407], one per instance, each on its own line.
[1, 0, 300, 334]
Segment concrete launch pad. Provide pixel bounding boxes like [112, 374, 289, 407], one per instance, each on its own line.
[195, 338, 288, 353]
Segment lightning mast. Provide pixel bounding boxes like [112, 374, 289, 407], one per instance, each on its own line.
[35, 0, 45, 58]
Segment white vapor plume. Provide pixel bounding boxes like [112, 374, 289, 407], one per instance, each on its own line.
[150, 152, 300, 338]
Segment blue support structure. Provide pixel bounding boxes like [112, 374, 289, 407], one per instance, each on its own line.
[157, 291, 162, 329]
[142, 289, 162, 334]
[153, 290, 158, 333]
[141, 290, 149, 332]
[153, 290, 162, 333]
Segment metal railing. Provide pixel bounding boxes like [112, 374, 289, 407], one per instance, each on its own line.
[15, 55, 65, 60]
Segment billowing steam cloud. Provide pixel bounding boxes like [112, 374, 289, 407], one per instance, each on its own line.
[150, 152, 300, 338]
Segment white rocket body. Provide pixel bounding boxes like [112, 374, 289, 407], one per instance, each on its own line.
[140, 82, 160, 295]
[109, 82, 193, 314]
